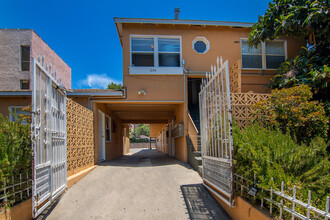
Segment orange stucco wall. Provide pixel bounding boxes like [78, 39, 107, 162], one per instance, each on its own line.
[121, 23, 303, 97]
[0, 198, 32, 220]
[93, 103, 125, 161]
[212, 194, 271, 220]
[69, 96, 89, 109]
[0, 97, 31, 118]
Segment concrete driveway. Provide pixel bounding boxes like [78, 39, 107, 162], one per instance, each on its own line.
[43, 149, 231, 220]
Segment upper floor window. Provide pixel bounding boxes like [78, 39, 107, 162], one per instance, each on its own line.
[131, 35, 181, 68]
[241, 39, 286, 69]
[21, 46, 30, 71]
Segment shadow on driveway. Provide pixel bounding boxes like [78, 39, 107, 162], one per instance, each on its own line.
[181, 184, 232, 220]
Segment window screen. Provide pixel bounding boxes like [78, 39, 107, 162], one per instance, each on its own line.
[265, 41, 285, 69]
[241, 40, 262, 69]
[158, 38, 180, 67]
[131, 38, 154, 66]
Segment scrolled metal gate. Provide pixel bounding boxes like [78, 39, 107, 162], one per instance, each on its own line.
[31, 58, 67, 217]
[199, 57, 234, 207]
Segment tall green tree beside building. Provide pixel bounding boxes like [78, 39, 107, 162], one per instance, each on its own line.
[249, 0, 329, 101]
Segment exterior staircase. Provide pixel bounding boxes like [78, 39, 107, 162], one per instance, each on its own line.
[188, 104, 200, 132]
[186, 134, 203, 177]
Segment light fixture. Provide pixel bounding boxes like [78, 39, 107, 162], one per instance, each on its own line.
[138, 89, 147, 95]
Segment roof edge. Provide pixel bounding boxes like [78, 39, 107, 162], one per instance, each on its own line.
[0, 91, 32, 96]
[114, 17, 254, 27]
[67, 90, 124, 97]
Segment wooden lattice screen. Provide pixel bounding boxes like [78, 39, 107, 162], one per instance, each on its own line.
[231, 93, 269, 128]
[229, 59, 241, 93]
[66, 99, 95, 176]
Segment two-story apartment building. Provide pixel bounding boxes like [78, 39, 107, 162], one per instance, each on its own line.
[0, 14, 303, 164]
[87, 15, 302, 162]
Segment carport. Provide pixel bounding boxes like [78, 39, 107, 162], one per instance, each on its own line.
[90, 100, 186, 162]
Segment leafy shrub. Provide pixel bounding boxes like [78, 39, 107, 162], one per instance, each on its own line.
[233, 122, 329, 210]
[0, 113, 31, 206]
[253, 85, 328, 143]
[129, 137, 149, 143]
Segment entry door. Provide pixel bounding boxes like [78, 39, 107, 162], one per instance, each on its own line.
[98, 110, 105, 161]
[32, 58, 67, 218]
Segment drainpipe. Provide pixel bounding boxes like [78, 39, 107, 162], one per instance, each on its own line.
[121, 86, 127, 99]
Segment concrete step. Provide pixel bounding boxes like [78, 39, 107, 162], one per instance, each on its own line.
[195, 156, 202, 166]
[193, 151, 201, 157]
[198, 165, 203, 177]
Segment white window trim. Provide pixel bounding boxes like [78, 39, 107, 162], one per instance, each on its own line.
[129, 34, 183, 75]
[192, 36, 210, 54]
[240, 38, 287, 70]
[105, 115, 111, 143]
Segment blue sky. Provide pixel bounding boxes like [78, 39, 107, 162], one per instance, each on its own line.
[0, 0, 270, 89]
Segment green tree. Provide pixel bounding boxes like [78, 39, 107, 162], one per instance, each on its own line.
[107, 82, 122, 90]
[249, 0, 329, 100]
[131, 124, 150, 137]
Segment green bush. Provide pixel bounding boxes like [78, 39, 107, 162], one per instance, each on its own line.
[233, 122, 329, 210]
[0, 113, 31, 205]
[129, 137, 149, 143]
[253, 84, 329, 143]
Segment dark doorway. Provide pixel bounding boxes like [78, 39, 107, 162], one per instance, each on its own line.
[188, 78, 202, 132]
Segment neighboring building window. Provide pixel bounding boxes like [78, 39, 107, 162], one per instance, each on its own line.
[20, 80, 30, 90]
[241, 39, 286, 69]
[9, 107, 30, 124]
[105, 116, 111, 142]
[21, 46, 30, 71]
[131, 35, 181, 67]
[192, 37, 210, 54]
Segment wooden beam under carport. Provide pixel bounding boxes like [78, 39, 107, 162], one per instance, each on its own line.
[121, 119, 169, 124]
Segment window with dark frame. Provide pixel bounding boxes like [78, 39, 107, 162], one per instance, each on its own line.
[106, 116, 111, 142]
[20, 80, 30, 90]
[21, 46, 30, 71]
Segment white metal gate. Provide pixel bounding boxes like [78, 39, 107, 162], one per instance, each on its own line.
[199, 57, 234, 207]
[31, 58, 67, 217]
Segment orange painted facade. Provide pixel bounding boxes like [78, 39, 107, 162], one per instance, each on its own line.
[0, 18, 303, 164]
[109, 19, 303, 162]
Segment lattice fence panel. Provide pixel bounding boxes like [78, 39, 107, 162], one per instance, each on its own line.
[230, 93, 269, 128]
[229, 59, 241, 93]
[66, 99, 95, 176]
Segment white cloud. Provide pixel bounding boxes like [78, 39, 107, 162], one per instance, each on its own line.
[79, 74, 121, 89]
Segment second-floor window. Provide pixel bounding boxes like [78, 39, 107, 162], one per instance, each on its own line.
[241, 39, 286, 69]
[21, 45, 30, 71]
[131, 35, 181, 67]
